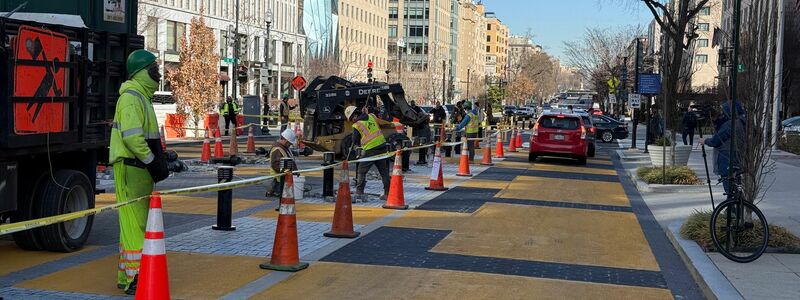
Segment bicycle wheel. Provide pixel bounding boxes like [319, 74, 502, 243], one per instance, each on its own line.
[710, 200, 769, 263]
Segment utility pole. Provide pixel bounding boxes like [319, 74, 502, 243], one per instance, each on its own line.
[466, 68, 471, 100]
[442, 60, 447, 103]
[231, 0, 240, 102]
[728, 0, 741, 190]
[263, 9, 272, 134]
[632, 38, 642, 149]
[772, 0, 785, 149]
[621, 56, 628, 119]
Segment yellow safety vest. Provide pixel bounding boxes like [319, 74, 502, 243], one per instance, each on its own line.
[466, 111, 479, 134]
[268, 146, 293, 181]
[352, 114, 386, 151]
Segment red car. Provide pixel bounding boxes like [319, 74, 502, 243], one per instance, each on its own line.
[529, 113, 589, 165]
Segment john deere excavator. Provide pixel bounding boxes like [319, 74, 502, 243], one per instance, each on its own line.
[299, 76, 431, 157]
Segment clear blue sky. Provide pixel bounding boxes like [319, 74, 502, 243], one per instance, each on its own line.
[482, 0, 654, 61]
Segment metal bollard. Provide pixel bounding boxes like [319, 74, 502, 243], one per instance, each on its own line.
[402, 140, 412, 171]
[212, 165, 236, 231]
[322, 152, 335, 198]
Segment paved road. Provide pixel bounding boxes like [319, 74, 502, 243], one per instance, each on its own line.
[0, 137, 704, 299]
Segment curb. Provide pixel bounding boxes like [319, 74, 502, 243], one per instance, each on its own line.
[665, 222, 743, 300]
[616, 150, 719, 194]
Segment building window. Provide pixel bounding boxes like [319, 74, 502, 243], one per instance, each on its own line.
[388, 25, 397, 37]
[282, 42, 293, 65]
[700, 7, 711, 16]
[408, 25, 424, 37]
[220, 30, 228, 56]
[487, 24, 491, 30]
[695, 54, 708, 63]
[167, 21, 185, 52]
[389, 7, 397, 19]
[145, 17, 158, 51]
[698, 23, 710, 31]
[697, 39, 709, 48]
[486, 35, 490, 42]
[486, 46, 490, 52]
[253, 37, 260, 61]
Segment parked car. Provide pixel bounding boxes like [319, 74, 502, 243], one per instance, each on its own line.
[503, 105, 518, 116]
[782, 116, 800, 135]
[516, 106, 536, 119]
[529, 112, 590, 165]
[592, 115, 630, 143]
[153, 91, 175, 104]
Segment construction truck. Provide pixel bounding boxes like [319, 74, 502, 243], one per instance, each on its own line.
[299, 76, 432, 157]
[0, 1, 142, 252]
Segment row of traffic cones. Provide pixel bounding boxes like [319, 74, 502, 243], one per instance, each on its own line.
[200, 125, 259, 163]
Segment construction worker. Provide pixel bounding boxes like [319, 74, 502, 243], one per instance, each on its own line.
[279, 92, 297, 132]
[220, 96, 240, 136]
[455, 101, 479, 160]
[110, 49, 170, 295]
[345, 106, 390, 200]
[266, 129, 298, 197]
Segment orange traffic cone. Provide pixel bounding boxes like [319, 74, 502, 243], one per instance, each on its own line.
[200, 129, 211, 163]
[214, 129, 224, 158]
[508, 128, 518, 152]
[384, 150, 409, 209]
[246, 125, 256, 153]
[294, 122, 306, 152]
[159, 125, 167, 151]
[481, 136, 494, 166]
[324, 161, 360, 238]
[495, 133, 505, 158]
[425, 141, 449, 191]
[135, 193, 170, 300]
[229, 126, 239, 155]
[393, 117, 404, 134]
[456, 136, 472, 177]
[259, 173, 309, 272]
[516, 128, 523, 148]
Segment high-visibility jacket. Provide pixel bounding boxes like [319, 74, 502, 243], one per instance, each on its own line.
[353, 113, 386, 151]
[268, 143, 294, 181]
[466, 111, 480, 134]
[220, 101, 240, 116]
[109, 77, 161, 165]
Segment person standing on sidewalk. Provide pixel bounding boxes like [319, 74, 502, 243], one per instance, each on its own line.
[430, 101, 447, 124]
[279, 92, 296, 132]
[455, 101, 479, 160]
[701, 102, 745, 194]
[682, 106, 698, 145]
[220, 96, 240, 136]
[266, 129, 298, 197]
[110, 49, 170, 295]
[345, 106, 390, 200]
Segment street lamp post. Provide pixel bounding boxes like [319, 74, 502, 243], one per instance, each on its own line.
[263, 10, 272, 133]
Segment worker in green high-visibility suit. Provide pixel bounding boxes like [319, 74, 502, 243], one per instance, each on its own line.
[110, 49, 170, 295]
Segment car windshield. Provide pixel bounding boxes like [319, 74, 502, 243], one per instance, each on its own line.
[539, 116, 580, 130]
[420, 106, 433, 113]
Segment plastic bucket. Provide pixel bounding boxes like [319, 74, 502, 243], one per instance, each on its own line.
[293, 175, 305, 200]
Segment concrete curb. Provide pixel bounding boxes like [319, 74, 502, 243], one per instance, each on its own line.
[665, 221, 743, 300]
[616, 150, 715, 194]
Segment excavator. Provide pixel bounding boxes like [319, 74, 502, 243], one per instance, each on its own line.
[299, 76, 432, 157]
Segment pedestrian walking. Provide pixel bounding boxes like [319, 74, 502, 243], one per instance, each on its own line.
[266, 129, 298, 197]
[345, 106, 390, 200]
[700, 102, 745, 195]
[682, 106, 698, 145]
[110, 49, 170, 295]
[279, 92, 297, 132]
[220, 96, 240, 136]
[430, 101, 447, 124]
[455, 101, 480, 160]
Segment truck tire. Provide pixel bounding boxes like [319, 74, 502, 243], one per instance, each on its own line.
[35, 170, 95, 252]
[11, 174, 49, 251]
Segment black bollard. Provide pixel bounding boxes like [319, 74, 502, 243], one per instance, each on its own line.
[416, 137, 428, 165]
[402, 140, 412, 171]
[212, 165, 236, 231]
[322, 152, 335, 198]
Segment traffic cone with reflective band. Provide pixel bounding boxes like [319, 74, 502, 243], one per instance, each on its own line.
[393, 117, 403, 134]
[425, 141, 449, 191]
[508, 128, 518, 152]
[495, 133, 505, 158]
[200, 129, 211, 163]
[516, 128, 523, 148]
[135, 193, 170, 300]
[159, 125, 167, 151]
[214, 129, 225, 158]
[383, 150, 409, 209]
[325, 161, 360, 238]
[481, 136, 494, 166]
[456, 136, 472, 177]
[229, 126, 239, 155]
[259, 173, 309, 272]
[246, 125, 256, 153]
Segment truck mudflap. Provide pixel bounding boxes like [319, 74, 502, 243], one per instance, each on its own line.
[0, 162, 19, 214]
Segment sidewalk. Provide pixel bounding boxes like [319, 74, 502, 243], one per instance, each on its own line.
[617, 124, 800, 299]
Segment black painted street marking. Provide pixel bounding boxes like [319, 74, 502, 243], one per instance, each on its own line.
[472, 167, 525, 181]
[416, 186, 632, 213]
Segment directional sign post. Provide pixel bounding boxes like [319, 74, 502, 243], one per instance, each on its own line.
[608, 93, 617, 104]
[628, 93, 641, 109]
[638, 74, 661, 95]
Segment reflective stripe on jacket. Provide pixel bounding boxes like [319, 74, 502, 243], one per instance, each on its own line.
[466, 111, 479, 134]
[268, 145, 294, 181]
[352, 113, 386, 151]
[110, 89, 160, 164]
[220, 102, 240, 115]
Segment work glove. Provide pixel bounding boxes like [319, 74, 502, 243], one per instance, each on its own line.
[146, 155, 170, 183]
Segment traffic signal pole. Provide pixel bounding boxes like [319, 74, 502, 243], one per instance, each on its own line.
[231, 0, 240, 102]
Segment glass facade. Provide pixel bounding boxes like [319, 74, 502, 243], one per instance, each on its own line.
[303, 0, 338, 58]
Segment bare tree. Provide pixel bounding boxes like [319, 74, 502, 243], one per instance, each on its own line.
[563, 26, 641, 101]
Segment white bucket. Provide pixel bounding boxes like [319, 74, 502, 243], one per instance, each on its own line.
[293, 175, 305, 200]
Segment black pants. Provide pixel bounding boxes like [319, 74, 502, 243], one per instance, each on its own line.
[223, 115, 237, 136]
[466, 132, 478, 161]
[682, 128, 695, 145]
[355, 146, 391, 195]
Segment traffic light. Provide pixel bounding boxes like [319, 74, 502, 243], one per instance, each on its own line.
[367, 60, 374, 83]
[237, 65, 248, 82]
[237, 34, 248, 60]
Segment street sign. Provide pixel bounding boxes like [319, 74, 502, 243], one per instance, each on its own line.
[291, 75, 307, 91]
[608, 93, 617, 104]
[259, 68, 269, 82]
[396, 38, 406, 48]
[638, 74, 661, 95]
[628, 93, 641, 109]
[223, 57, 239, 64]
[737, 64, 745, 73]
[607, 77, 621, 90]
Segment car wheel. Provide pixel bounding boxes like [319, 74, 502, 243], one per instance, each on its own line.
[528, 152, 538, 162]
[577, 157, 587, 165]
[601, 131, 614, 143]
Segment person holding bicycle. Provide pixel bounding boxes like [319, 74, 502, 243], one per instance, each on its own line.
[700, 101, 745, 194]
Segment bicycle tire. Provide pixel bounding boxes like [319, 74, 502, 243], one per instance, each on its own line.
[709, 199, 769, 263]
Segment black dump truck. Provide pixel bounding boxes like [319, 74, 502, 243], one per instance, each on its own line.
[0, 1, 142, 252]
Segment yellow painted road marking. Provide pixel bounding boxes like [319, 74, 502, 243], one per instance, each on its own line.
[253, 262, 671, 299]
[495, 160, 533, 169]
[430, 203, 660, 271]
[588, 158, 614, 166]
[16, 252, 269, 299]
[96, 194, 266, 216]
[0, 241, 94, 276]
[250, 203, 393, 225]
[496, 176, 630, 207]
[387, 209, 470, 230]
[531, 163, 617, 175]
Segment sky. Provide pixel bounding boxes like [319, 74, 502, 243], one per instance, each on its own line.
[483, 0, 655, 62]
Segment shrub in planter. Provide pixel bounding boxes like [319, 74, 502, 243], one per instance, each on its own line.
[681, 210, 800, 252]
[648, 137, 692, 166]
[636, 166, 701, 185]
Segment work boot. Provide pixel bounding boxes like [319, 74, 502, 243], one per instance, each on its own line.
[124, 275, 138, 295]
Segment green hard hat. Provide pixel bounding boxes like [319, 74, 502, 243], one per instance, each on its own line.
[126, 49, 157, 79]
[463, 101, 472, 109]
[282, 92, 290, 99]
